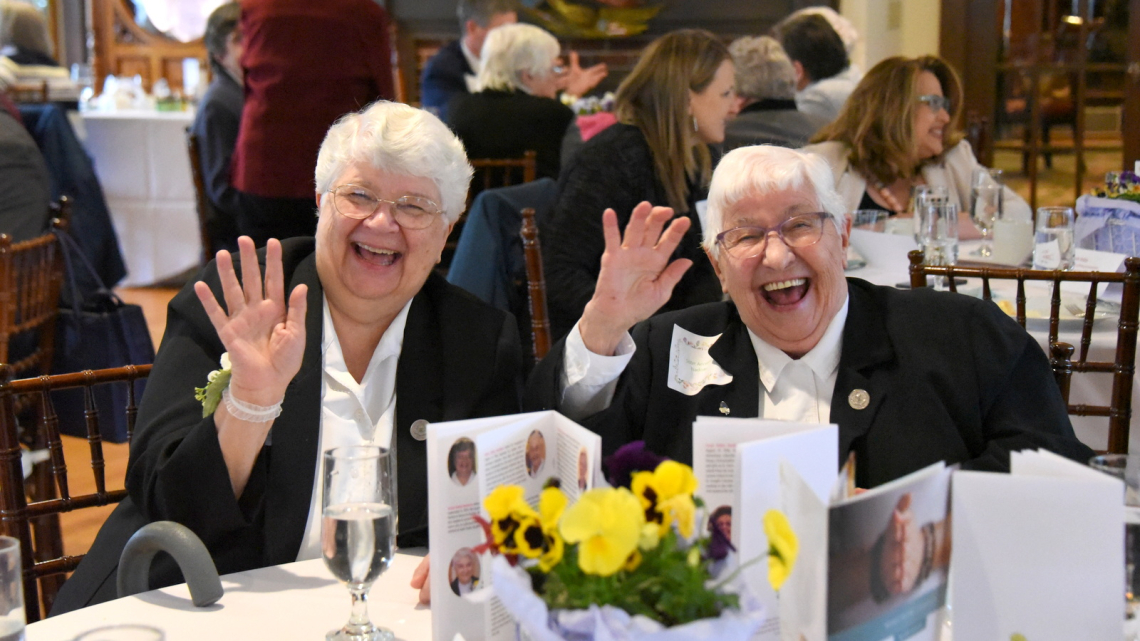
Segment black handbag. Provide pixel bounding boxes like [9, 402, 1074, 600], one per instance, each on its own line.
[50, 230, 155, 442]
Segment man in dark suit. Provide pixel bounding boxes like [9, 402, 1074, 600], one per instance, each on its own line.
[524, 145, 1093, 489]
[420, 0, 519, 120]
[189, 2, 242, 254]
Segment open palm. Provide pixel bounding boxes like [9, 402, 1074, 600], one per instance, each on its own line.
[580, 202, 692, 355]
[194, 237, 308, 406]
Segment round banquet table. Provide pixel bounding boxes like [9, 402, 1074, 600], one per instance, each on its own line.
[78, 109, 201, 286]
[847, 238, 1140, 455]
[25, 551, 430, 640]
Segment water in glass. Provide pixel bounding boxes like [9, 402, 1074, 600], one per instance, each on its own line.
[1033, 207, 1076, 270]
[970, 168, 1003, 257]
[322, 447, 396, 641]
[323, 503, 395, 587]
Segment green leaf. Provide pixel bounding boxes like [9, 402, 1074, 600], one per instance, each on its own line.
[199, 370, 231, 418]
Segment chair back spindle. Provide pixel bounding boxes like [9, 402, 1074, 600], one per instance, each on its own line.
[521, 207, 551, 363]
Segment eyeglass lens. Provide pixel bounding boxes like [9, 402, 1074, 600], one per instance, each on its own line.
[331, 186, 440, 229]
[719, 214, 826, 257]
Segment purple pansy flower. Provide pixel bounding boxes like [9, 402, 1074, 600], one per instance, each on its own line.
[604, 440, 666, 489]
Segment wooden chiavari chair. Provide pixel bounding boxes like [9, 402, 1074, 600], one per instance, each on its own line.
[909, 250, 1140, 453]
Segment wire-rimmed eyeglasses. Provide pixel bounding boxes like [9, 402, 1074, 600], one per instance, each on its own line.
[326, 184, 443, 230]
[715, 212, 831, 259]
[917, 94, 951, 114]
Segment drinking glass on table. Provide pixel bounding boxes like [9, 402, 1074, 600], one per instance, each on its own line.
[911, 185, 948, 245]
[1088, 454, 1140, 630]
[0, 537, 23, 641]
[1033, 206, 1075, 270]
[322, 446, 397, 641]
[970, 168, 1003, 257]
[920, 201, 959, 290]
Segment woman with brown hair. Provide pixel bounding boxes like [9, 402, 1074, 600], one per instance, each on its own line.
[542, 29, 739, 341]
[803, 55, 1029, 235]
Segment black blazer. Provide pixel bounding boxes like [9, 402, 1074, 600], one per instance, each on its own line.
[525, 278, 1094, 489]
[53, 238, 522, 614]
[449, 89, 574, 180]
[542, 123, 722, 343]
[420, 39, 472, 121]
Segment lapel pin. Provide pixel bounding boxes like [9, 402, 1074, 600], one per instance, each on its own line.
[848, 389, 870, 411]
[719, 401, 730, 415]
[410, 419, 429, 441]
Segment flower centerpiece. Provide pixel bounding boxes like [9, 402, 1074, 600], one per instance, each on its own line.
[472, 442, 771, 640]
[1077, 170, 1140, 252]
[1093, 171, 1140, 204]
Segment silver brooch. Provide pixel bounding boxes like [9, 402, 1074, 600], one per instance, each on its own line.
[410, 419, 429, 441]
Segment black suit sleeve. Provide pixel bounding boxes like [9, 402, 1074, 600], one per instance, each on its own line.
[965, 300, 1095, 470]
[125, 260, 267, 550]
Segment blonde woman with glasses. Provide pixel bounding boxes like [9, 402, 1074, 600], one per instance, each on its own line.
[802, 55, 1028, 237]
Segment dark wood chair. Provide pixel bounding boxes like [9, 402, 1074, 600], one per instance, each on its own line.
[185, 129, 217, 267]
[0, 363, 152, 621]
[521, 207, 551, 364]
[908, 251, 1140, 453]
[0, 210, 68, 381]
[440, 151, 539, 274]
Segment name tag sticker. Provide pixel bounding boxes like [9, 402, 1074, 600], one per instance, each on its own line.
[667, 325, 733, 396]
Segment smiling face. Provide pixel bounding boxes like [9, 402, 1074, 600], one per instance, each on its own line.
[708, 186, 849, 357]
[689, 59, 739, 145]
[454, 554, 475, 583]
[715, 514, 731, 540]
[913, 70, 950, 160]
[455, 448, 473, 481]
[526, 432, 546, 474]
[315, 163, 452, 324]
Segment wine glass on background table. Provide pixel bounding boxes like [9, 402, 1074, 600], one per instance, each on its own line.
[970, 168, 1003, 257]
[322, 446, 396, 641]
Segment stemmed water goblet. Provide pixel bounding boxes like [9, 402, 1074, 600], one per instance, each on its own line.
[970, 168, 1003, 257]
[322, 446, 397, 641]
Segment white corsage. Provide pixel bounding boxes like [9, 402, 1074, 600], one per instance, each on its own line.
[194, 352, 232, 418]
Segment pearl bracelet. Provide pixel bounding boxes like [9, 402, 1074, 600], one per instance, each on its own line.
[222, 387, 283, 423]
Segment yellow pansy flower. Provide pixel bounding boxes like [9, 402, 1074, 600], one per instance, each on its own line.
[537, 487, 568, 571]
[485, 485, 536, 548]
[763, 509, 798, 592]
[637, 522, 660, 551]
[630, 461, 699, 536]
[560, 488, 645, 576]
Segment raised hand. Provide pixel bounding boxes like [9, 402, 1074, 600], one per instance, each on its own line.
[194, 237, 308, 407]
[579, 202, 692, 355]
[561, 51, 608, 98]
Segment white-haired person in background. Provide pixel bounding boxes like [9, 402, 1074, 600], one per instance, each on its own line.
[724, 35, 828, 150]
[53, 101, 523, 614]
[448, 22, 574, 179]
[525, 144, 1092, 490]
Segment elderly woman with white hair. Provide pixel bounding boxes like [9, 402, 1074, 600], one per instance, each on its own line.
[724, 35, 827, 150]
[448, 22, 574, 179]
[526, 144, 1091, 487]
[53, 101, 523, 613]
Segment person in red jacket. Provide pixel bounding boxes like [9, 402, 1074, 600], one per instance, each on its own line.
[231, 0, 394, 246]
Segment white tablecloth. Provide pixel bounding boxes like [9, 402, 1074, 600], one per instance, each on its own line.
[848, 242, 1139, 455]
[79, 110, 201, 286]
[25, 552, 430, 641]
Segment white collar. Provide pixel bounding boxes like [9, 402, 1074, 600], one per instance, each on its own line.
[460, 38, 480, 75]
[322, 297, 413, 390]
[748, 295, 849, 393]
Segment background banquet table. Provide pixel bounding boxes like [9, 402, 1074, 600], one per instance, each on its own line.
[25, 552, 430, 640]
[79, 110, 201, 286]
[847, 240, 1140, 455]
